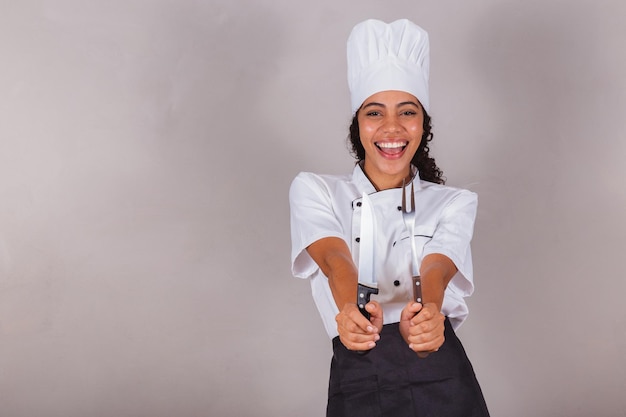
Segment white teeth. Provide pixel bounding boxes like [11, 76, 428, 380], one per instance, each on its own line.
[377, 142, 407, 149]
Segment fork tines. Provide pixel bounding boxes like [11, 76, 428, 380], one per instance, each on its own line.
[402, 179, 415, 213]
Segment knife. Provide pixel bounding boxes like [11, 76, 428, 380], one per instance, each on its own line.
[356, 192, 379, 320]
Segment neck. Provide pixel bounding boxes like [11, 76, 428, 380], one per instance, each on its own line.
[361, 162, 413, 191]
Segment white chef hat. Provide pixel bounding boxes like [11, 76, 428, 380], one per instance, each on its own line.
[347, 19, 430, 115]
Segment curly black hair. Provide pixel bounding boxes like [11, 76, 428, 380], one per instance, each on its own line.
[347, 110, 445, 184]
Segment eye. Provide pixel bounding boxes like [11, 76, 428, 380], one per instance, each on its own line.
[365, 110, 382, 117]
[401, 110, 417, 116]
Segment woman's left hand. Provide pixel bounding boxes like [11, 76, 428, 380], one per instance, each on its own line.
[399, 301, 445, 355]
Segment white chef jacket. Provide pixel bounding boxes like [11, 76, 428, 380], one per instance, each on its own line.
[289, 164, 478, 339]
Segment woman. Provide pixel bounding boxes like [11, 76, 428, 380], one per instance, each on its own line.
[289, 19, 489, 416]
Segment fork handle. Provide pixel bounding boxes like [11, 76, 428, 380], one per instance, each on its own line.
[411, 275, 431, 358]
[412, 275, 422, 304]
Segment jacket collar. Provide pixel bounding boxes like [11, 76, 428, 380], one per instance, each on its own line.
[352, 163, 422, 193]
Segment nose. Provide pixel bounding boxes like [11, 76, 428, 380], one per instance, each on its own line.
[382, 114, 401, 133]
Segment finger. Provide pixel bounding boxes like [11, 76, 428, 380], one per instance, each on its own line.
[408, 325, 443, 344]
[400, 302, 422, 321]
[339, 331, 380, 351]
[336, 314, 368, 336]
[340, 337, 378, 351]
[409, 314, 445, 340]
[337, 304, 376, 333]
[365, 300, 382, 317]
[408, 311, 445, 339]
[350, 306, 379, 333]
[340, 331, 380, 344]
[410, 303, 439, 325]
[408, 330, 445, 357]
[365, 301, 383, 332]
[409, 332, 445, 354]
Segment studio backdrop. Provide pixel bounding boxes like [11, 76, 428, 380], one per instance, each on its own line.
[1, 0, 625, 416]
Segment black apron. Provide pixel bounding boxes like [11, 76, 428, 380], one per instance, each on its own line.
[327, 318, 490, 417]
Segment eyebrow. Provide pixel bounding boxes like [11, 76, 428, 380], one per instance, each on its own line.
[362, 101, 421, 109]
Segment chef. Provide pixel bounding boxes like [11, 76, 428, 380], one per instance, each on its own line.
[289, 19, 490, 416]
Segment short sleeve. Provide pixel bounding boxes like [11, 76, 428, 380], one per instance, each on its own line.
[422, 190, 478, 297]
[289, 173, 345, 279]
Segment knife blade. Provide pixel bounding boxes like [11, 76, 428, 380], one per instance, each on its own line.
[357, 192, 379, 320]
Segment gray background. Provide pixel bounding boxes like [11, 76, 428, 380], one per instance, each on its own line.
[1, 0, 625, 416]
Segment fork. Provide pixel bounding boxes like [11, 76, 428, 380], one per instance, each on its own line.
[402, 179, 430, 358]
[401, 179, 422, 305]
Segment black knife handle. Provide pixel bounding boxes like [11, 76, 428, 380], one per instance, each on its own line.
[357, 283, 379, 320]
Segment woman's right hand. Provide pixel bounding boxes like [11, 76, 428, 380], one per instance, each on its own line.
[335, 301, 383, 351]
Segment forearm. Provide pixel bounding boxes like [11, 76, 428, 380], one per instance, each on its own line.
[308, 237, 382, 349]
[326, 253, 359, 309]
[306, 237, 359, 309]
[420, 253, 458, 311]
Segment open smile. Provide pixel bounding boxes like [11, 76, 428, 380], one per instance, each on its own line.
[375, 141, 408, 156]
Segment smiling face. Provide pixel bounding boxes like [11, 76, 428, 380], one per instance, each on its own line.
[357, 90, 424, 190]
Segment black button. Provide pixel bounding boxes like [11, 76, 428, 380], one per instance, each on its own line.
[393, 280, 401, 287]
[355, 237, 360, 243]
[397, 206, 402, 211]
[356, 202, 362, 207]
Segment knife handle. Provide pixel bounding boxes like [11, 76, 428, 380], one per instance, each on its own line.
[412, 275, 422, 305]
[357, 283, 379, 320]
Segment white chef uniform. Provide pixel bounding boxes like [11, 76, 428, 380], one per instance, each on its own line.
[289, 164, 477, 339]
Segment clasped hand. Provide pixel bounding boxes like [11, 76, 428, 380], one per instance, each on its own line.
[335, 301, 445, 355]
[399, 301, 445, 356]
[335, 301, 383, 351]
